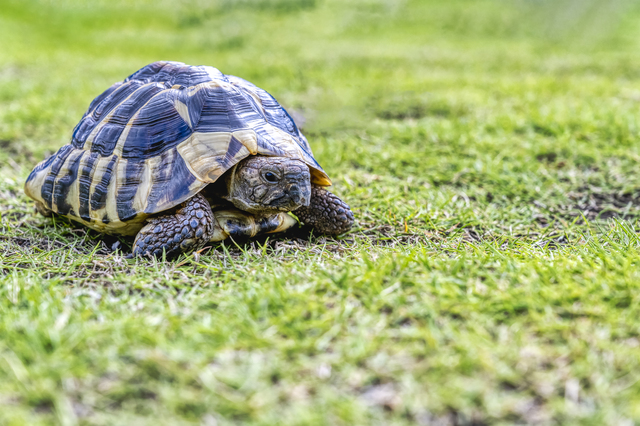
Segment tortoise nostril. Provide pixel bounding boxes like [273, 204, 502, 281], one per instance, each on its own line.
[288, 185, 301, 202]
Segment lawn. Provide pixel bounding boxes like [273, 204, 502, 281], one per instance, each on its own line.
[2, 0, 640, 424]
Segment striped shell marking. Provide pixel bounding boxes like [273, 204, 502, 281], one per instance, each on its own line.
[24, 61, 331, 236]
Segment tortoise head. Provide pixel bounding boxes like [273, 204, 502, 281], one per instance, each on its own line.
[226, 156, 311, 214]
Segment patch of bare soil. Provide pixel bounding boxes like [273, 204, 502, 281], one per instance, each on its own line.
[537, 187, 640, 223]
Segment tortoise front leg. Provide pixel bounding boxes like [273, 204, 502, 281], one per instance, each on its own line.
[294, 185, 353, 235]
[132, 192, 215, 258]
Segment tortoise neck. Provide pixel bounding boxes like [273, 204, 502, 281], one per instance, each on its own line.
[226, 162, 240, 201]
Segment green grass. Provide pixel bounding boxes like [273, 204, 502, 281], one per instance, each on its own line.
[3, 0, 640, 424]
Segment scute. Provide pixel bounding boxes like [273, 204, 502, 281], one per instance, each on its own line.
[25, 61, 330, 236]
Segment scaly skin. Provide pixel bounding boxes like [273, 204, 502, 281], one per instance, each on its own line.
[132, 192, 215, 258]
[294, 185, 354, 235]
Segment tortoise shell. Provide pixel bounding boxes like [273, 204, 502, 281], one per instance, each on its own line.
[24, 61, 331, 236]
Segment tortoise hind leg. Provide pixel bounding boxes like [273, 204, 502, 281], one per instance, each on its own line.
[35, 201, 53, 217]
[294, 185, 354, 235]
[132, 192, 215, 258]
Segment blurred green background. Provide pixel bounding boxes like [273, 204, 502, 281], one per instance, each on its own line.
[5, 0, 640, 425]
[3, 0, 640, 151]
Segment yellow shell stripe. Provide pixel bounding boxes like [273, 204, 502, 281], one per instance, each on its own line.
[50, 149, 84, 214]
[132, 157, 153, 216]
[174, 100, 192, 128]
[186, 80, 224, 97]
[85, 155, 115, 222]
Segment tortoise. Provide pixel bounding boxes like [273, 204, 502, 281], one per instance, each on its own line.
[24, 61, 354, 257]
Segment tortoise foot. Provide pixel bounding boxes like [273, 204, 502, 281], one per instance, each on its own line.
[132, 193, 214, 258]
[35, 201, 53, 217]
[294, 186, 353, 235]
[210, 210, 297, 241]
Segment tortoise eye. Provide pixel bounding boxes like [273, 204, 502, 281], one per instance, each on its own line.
[264, 172, 279, 183]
